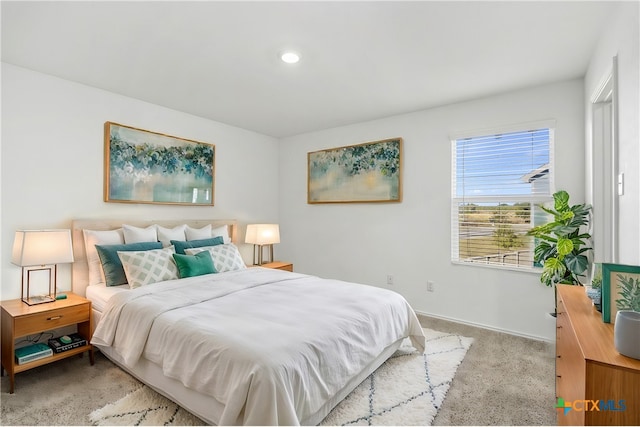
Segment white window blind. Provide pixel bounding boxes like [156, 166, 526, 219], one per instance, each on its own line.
[451, 126, 554, 269]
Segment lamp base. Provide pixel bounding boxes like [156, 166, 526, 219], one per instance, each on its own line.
[21, 265, 57, 306]
[252, 244, 275, 265]
[22, 295, 56, 306]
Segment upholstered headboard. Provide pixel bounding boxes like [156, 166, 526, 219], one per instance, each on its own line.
[71, 218, 238, 297]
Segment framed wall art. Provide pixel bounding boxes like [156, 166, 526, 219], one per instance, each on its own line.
[307, 137, 402, 204]
[104, 122, 215, 205]
[601, 262, 640, 323]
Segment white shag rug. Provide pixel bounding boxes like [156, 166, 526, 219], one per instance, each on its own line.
[89, 328, 473, 426]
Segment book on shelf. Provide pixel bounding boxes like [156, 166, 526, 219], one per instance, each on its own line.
[47, 333, 87, 354]
[15, 343, 53, 364]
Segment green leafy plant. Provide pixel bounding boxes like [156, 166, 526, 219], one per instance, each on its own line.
[527, 190, 592, 287]
[616, 273, 640, 311]
[591, 267, 602, 290]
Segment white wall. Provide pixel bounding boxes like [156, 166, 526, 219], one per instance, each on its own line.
[585, 1, 640, 265]
[6, 6, 635, 341]
[278, 79, 585, 341]
[1, 63, 280, 299]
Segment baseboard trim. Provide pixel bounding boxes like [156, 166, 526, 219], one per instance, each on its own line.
[414, 310, 554, 343]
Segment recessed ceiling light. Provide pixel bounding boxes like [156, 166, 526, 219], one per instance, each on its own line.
[281, 52, 300, 64]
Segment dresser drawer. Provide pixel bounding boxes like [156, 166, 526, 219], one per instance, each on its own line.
[14, 304, 90, 337]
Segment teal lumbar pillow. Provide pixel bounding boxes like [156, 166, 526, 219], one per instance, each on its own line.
[171, 236, 224, 254]
[172, 251, 217, 278]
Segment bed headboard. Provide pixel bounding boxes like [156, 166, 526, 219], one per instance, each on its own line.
[71, 218, 238, 297]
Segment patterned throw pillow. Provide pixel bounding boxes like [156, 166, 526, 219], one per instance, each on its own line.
[185, 244, 247, 273]
[117, 246, 179, 289]
[96, 241, 163, 287]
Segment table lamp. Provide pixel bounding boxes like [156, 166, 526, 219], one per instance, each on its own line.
[245, 224, 280, 265]
[11, 229, 74, 305]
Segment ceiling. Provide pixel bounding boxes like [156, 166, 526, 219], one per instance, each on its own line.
[1, 1, 617, 138]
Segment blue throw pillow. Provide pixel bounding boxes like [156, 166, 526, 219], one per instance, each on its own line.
[95, 241, 163, 286]
[171, 236, 224, 255]
[172, 251, 217, 278]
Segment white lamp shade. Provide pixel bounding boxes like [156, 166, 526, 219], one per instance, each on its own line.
[12, 229, 74, 266]
[245, 224, 280, 245]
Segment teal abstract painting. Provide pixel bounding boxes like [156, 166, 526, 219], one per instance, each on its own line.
[104, 122, 215, 205]
[308, 138, 402, 203]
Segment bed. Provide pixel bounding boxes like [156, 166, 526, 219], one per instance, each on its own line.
[72, 219, 425, 426]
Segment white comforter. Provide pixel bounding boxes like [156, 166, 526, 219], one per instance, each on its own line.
[92, 268, 425, 425]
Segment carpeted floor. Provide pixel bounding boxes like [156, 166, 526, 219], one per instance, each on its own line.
[426, 316, 556, 426]
[87, 328, 472, 426]
[0, 315, 556, 426]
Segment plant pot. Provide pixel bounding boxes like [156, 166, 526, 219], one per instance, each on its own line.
[585, 286, 602, 311]
[614, 310, 640, 360]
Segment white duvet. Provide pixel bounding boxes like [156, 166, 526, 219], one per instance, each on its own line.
[92, 268, 425, 425]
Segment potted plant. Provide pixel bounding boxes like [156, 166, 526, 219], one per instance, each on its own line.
[527, 190, 592, 315]
[585, 265, 602, 312]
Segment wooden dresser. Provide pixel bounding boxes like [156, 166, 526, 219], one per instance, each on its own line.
[556, 285, 640, 425]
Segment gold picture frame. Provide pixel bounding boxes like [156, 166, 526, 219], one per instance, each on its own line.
[104, 122, 215, 205]
[307, 137, 402, 204]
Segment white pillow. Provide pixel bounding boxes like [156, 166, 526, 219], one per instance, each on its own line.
[211, 225, 231, 244]
[186, 224, 212, 240]
[157, 224, 186, 247]
[117, 246, 179, 289]
[185, 243, 246, 273]
[123, 224, 158, 244]
[83, 228, 124, 286]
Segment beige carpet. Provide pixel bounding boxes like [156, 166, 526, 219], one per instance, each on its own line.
[89, 328, 472, 426]
[0, 315, 556, 425]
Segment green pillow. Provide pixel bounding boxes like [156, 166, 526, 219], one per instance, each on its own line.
[172, 251, 217, 278]
[171, 236, 224, 254]
[95, 241, 163, 286]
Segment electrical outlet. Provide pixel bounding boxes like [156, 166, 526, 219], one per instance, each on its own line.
[387, 275, 394, 285]
[427, 281, 434, 292]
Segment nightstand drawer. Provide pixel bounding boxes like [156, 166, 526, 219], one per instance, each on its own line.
[274, 263, 293, 272]
[14, 304, 90, 337]
[260, 261, 293, 272]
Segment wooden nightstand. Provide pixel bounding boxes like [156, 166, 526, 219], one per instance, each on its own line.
[1, 293, 94, 393]
[259, 261, 293, 272]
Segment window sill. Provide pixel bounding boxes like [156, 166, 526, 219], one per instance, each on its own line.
[451, 260, 543, 275]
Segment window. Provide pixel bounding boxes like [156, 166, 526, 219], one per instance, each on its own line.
[451, 122, 554, 269]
